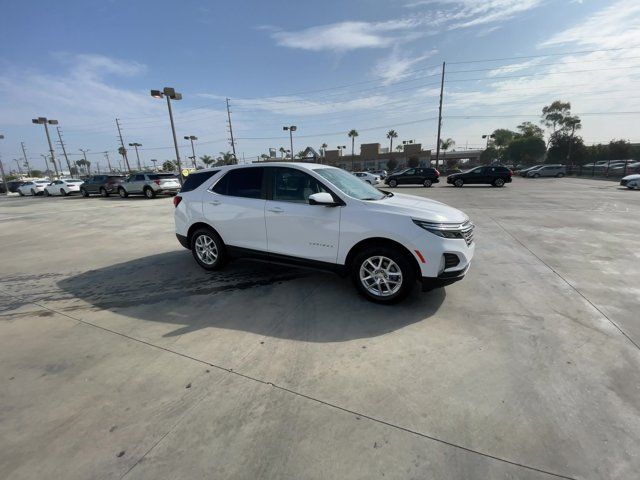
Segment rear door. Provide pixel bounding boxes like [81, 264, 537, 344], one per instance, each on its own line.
[399, 168, 418, 185]
[264, 167, 340, 263]
[202, 167, 268, 252]
[129, 174, 146, 193]
[464, 167, 485, 184]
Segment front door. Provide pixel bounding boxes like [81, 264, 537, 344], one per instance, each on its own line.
[465, 167, 485, 184]
[203, 167, 267, 252]
[265, 167, 340, 263]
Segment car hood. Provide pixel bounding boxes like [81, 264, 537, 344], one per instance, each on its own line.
[622, 174, 640, 180]
[367, 192, 468, 223]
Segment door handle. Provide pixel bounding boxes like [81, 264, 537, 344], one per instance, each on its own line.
[268, 207, 284, 213]
[208, 201, 221, 206]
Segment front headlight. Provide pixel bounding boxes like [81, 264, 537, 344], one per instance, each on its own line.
[412, 219, 474, 245]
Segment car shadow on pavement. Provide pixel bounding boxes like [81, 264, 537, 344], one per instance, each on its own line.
[57, 250, 445, 342]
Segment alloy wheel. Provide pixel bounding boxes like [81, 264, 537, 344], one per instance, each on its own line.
[194, 234, 218, 266]
[359, 255, 403, 297]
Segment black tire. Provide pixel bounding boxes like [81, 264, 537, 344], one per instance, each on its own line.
[387, 179, 398, 187]
[454, 178, 464, 187]
[556, 173, 565, 178]
[423, 178, 432, 188]
[118, 187, 128, 198]
[80, 188, 89, 197]
[19, 190, 24, 196]
[351, 246, 416, 304]
[44, 190, 51, 197]
[191, 228, 227, 271]
[493, 178, 505, 187]
[60, 188, 67, 196]
[144, 187, 156, 199]
[31, 189, 37, 196]
[533, 173, 540, 178]
[100, 187, 109, 197]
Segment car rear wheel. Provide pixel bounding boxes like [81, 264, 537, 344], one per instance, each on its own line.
[100, 187, 109, 197]
[454, 178, 464, 187]
[387, 179, 397, 187]
[191, 228, 226, 271]
[144, 187, 156, 199]
[19, 190, 24, 196]
[352, 246, 415, 304]
[493, 178, 505, 187]
[533, 173, 540, 178]
[60, 188, 67, 196]
[118, 187, 128, 198]
[423, 179, 432, 187]
[44, 189, 51, 196]
[80, 188, 89, 197]
[31, 189, 37, 196]
[556, 173, 565, 178]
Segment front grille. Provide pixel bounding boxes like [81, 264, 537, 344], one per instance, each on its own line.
[444, 253, 460, 269]
[461, 222, 474, 246]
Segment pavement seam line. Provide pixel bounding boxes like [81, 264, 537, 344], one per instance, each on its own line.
[488, 215, 640, 352]
[5, 292, 577, 480]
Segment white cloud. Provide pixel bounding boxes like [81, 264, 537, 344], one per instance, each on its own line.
[487, 58, 544, 77]
[374, 47, 438, 85]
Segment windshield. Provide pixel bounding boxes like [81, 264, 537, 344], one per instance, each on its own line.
[315, 168, 385, 201]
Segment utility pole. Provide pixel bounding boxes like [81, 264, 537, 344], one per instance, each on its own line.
[226, 98, 237, 162]
[0, 135, 7, 194]
[14, 159, 23, 175]
[104, 152, 113, 173]
[21, 142, 32, 177]
[32, 118, 60, 178]
[435, 61, 445, 169]
[115, 118, 132, 172]
[79, 148, 91, 175]
[55, 127, 73, 177]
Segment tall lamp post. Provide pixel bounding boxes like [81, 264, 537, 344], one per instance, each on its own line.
[183, 135, 198, 168]
[128, 142, 143, 171]
[150, 159, 158, 172]
[32, 117, 60, 178]
[283, 125, 297, 161]
[0, 134, 7, 195]
[151, 87, 183, 182]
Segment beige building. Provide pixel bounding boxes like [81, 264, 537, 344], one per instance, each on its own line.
[324, 143, 431, 171]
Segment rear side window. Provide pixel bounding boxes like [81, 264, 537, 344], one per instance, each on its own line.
[181, 170, 218, 193]
[149, 174, 177, 180]
[212, 168, 264, 199]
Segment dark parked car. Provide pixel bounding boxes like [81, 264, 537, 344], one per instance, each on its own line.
[385, 167, 440, 187]
[447, 166, 513, 187]
[80, 175, 125, 197]
[7, 181, 27, 193]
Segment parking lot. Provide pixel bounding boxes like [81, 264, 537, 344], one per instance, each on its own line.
[1, 177, 639, 479]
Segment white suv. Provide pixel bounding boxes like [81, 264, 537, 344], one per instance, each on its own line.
[174, 163, 475, 303]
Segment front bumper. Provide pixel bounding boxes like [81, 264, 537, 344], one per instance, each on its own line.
[421, 265, 469, 291]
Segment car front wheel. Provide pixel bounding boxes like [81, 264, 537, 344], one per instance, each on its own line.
[191, 228, 226, 271]
[387, 179, 397, 187]
[100, 187, 109, 197]
[352, 246, 415, 304]
[556, 173, 565, 178]
[118, 187, 128, 198]
[80, 188, 89, 197]
[454, 178, 464, 187]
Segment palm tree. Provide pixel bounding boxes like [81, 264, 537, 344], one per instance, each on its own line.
[386, 130, 398, 153]
[279, 147, 287, 159]
[348, 130, 359, 157]
[395, 145, 403, 152]
[199, 155, 214, 167]
[439, 138, 455, 169]
[320, 143, 328, 157]
[219, 151, 236, 165]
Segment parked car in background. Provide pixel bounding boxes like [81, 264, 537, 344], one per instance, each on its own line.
[385, 167, 440, 187]
[370, 169, 387, 179]
[610, 161, 640, 175]
[118, 173, 181, 198]
[44, 179, 84, 196]
[174, 163, 474, 304]
[17, 180, 50, 196]
[518, 165, 543, 177]
[620, 174, 640, 189]
[353, 171, 380, 185]
[447, 165, 512, 187]
[5, 181, 26, 193]
[80, 175, 125, 197]
[527, 164, 566, 178]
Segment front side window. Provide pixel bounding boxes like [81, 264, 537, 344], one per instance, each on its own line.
[315, 168, 384, 201]
[404, 169, 416, 175]
[272, 168, 327, 203]
[213, 167, 264, 199]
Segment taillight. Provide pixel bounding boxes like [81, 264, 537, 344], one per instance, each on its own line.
[154, 179, 161, 185]
[508, 170, 513, 177]
[435, 169, 440, 176]
[173, 195, 182, 207]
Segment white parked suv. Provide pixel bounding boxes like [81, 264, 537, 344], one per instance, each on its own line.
[174, 163, 475, 303]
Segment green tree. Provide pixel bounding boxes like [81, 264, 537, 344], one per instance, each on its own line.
[218, 151, 236, 165]
[516, 121, 544, 138]
[439, 138, 455, 168]
[480, 146, 500, 164]
[200, 155, 214, 167]
[162, 160, 176, 172]
[386, 129, 398, 153]
[491, 129, 516, 148]
[387, 158, 398, 172]
[296, 150, 307, 159]
[608, 139, 631, 159]
[505, 136, 546, 164]
[279, 147, 287, 159]
[31, 169, 43, 177]
[547, 135, 587, 165]
[348, 129, 359, 156]
[395, 145, 403, 152]
[541, 100, 571, 146]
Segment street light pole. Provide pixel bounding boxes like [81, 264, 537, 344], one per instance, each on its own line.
[151, 88, 183, 182]
[32, 117, 60, 178]
[21, 142, 31, 177]
[151, 159, 158, 172]
[184, 136, 198, 168]
[283, 126, 297, 161]
[0, 135, 8, 195]
[56, 126, 73, 178]
[128, 143, 142, 171]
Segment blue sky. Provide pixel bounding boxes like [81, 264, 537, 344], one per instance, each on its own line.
[1, 0, 639, 171]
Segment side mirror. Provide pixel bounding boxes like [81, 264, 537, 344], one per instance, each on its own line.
[308, 192, 339, 206]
